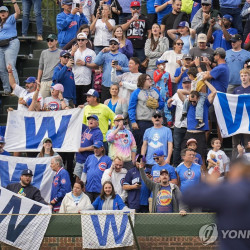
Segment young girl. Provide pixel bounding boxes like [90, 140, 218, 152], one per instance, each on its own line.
[186, 138, 203, 166]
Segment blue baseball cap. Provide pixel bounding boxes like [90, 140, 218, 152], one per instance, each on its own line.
[153, 149, 165, 157]
[25, 77, 36, 83]
[62, 0, 73, 5]
[0, 136, 5, 143]
[182, 77, 191, 83]
[87, 114, 99, 121]
[178, 21, 189, 28]
[84, 89, 99, 98]
[21, 169, 33, 176]
[223, 14, 233, 22]
[156, 59, 168, 66]
[93, 141, 103, 148]
[60, 50, 70, 57]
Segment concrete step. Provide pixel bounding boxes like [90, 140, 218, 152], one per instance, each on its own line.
[20, 58, 40, 68]
[33, 49, 43, 59]
[1, 95, 18, 106]
[23, 67, 38, 77]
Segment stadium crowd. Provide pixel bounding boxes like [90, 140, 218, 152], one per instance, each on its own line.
[0, 0, 250, 214]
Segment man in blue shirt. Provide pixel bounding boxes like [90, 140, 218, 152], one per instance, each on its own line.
[154, 0, 172, 24]
[0, 136, 10, 156]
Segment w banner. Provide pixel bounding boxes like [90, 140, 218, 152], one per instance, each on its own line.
[213, 92, 250, 138]
[0, 187, 51, 250]
[81, 210, 135, 249]
[4, 108, 84, 152]
[0, 155, 54, 202]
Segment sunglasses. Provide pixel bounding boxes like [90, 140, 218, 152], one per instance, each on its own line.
[47, 39, 54, 42]
[131, 6, 140, 10]
[153, 115, 162, 119]
[78, 39, 87, 41]
[63, 56, 70, 59]
[110, 42, 118, 45]
[231, 40, 238, 43]
[202, 3, 210, 6]
[176, 43, 184, 46]
[153, 157, 159, 160]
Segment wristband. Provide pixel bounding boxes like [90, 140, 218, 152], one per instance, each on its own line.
[60, 99, 64, 101]
[8, 71, 13, 74]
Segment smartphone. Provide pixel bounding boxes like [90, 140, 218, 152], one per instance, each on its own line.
[100, 6, 103, 11]
[113, 60, 118, 65]
[136, 182, 141, 185]
[76, 3, 80, 8]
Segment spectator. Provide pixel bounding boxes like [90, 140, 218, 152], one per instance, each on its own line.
[90, 4, 115, 55]
[50, 155, 72, 212]
[37, 138, 59, 157]
[113, 25, 133, 59]
[154, 0, 172, 25]
[237, 142, 250, 161]
[59, 181, 93, 213]
[0, 4, 20, 95]
[52, 50, 76, 108]
[94, 37, 129, 102]
[101, 157, 128, 201]
[6, 169, 48, 205]
[207, 14, 238, 51]
[141, 110, 173, 167]
[244, 32, 250, 51]
[74, 114, 103, 182]
[186, 138, 203, 165]
[111, 57, 141, 105]
[92, 181, 126, 210]
[22, 0, 43, 40]
[226, 35, 250, 93]
[37, 34, 61, 98]
[56, 0, 88, 48]
[146, 0, 157, 28]
[123, 155, 151, 212]
[0, 136, 10, 156]
[139, 167, 186, 214]
[191, 0, 221, 35]
[121, 1, 151, 63]
[71, 32, 96, 106]
[241, 0, 250, 41]
[106, 114, 137, 170]
[128, 74, 164, 153]
[118, 0, 135, 24]
[73, 0, 95, 23]
[82, 141, 112, 202]
[145, 23, 169, 80]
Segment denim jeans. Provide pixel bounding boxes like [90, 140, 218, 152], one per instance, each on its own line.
[94, 46, 105, 55]
[173, 126, 186, 167]
[118, 13, 131, 25]
[0, 39, 20, 91]
[22, 0, 43, 35]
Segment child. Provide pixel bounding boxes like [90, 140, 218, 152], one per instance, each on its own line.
[181, 67, 207, 129]
[186, 138, 203, 165]
[207, 138, 230, 176]
[237, 142, 250, 161]
[153, 59, 173, 127]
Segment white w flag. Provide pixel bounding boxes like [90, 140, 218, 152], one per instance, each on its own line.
[0, 155, 54, 203]
[81, 210, 135, 249]
[0, 187, 51, 250]
[4, 108, 84, 152]
[213, 92, 250, 138]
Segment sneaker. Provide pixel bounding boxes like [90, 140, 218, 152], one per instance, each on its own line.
[195, 121, 205, 129]
[36, 35, 43, 41]
[180, 113, 187, 121]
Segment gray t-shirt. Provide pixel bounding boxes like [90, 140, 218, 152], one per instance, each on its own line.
[44, 96, 69, 111]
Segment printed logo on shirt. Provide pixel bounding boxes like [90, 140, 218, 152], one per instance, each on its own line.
[53, 176, 59, 186]
[98, 162, 107, 171]
[148, 133, 163, 149]
[218, 155, 222, 160]
[127, 20, 146, 39]
[82, 131, 93, 142]
[120, 178, 125, 186]
[85, 56, 92, 63]
[156, 189, 172, 206]
[87, 0, 92, 6]
[194, 2, 199, 7]
[48, 102, 60, 111]
[69, 21, 77, 29]
[61, 179, 66, 184]
[184, 169, 195, 180]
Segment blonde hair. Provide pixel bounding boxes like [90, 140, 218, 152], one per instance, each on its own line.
[240, 68, 250, 75]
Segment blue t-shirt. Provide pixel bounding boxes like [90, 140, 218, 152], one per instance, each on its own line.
[194, 152, 203, 165]
[0, 150, 11, 156]
[107, 100, 118, 113]
[210, 63, 229, 92]
[190, 2, 201, 22]
[154, 0, 172, 24]
[147, 0, 156, 14]
[174, 67, 188, 89]
[0, 14, 17, 40]
[156, 185, 173, 213]
[176, 163, 201, 192]
[143, 126, 173, 165]
[151, 163, 177, 183]
[180, 35, 195, 54]
[226, 49, 250, 86]
[220, 0, 241, 8]
[212, 28, 238, 51]
[233, 85, 250, 94]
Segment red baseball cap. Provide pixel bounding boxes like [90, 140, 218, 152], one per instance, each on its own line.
[131, 1, 141, 7]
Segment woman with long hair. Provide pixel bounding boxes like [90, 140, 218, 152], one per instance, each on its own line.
[37, 138, 58, 157]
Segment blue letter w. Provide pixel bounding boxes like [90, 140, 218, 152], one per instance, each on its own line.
[24, 115, 71, 149]
[91, 214, 128, 246]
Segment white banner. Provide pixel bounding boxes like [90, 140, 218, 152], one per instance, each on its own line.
[0, 187, 51, 250]
[4, 108, 84, 152]
[0, 155, 54, 203]
[81, 210, 135, 249]
[214, 92, 250, 138]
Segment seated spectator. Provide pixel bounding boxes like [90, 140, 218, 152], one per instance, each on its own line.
[113, 25, 133, 59]
[101, 157, 128, 201]
[0, 136, 10, 156]
[186, 138, 203, 166]
[90, 4, 115, 55]
[72, 0, 95, 24]
[59, 181, 93, 213]
[0, 4, 20, 95]
[92, 181, 126, 210]
[106, 115, 137, 170]
[37, 138, 59, 157]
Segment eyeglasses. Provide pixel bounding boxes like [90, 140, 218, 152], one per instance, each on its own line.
[63, 56, 70, 59]
[110, 42, 118, 45]
[47, 39, 54, 42]
[146, 77, 152, 81]
[176, 43, 184, 46]
[77, 39, 87, 41]
[201, 3, 210, 6]
[131, 6, 140, 10]
[153, 115, 162, 119]
[153, 157, 159, 160]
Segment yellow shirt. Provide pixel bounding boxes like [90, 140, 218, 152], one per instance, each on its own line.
[194, 77, 206, 92]
[83, 104, 115, 142]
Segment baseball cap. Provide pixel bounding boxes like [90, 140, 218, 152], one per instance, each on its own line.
[187, 138, 197, 145]
[153, 149, 165, 157]
[230, 34, 242, 42]
[52, 83, 64, 92]
[214, 47, 226, 57]
[109, 38, 119, 44]
[21, 169, 33, 176]
[114, 114, 124, 121]
[197, 33, 207, 43]
[60, 50, 71, 57]
[93, 141, 104, 148]
[183, 54, 192, 60]
[136, 154, 146, 163]
[223, 14, 233, 22]
[182, 77, 191, 83]
[0, 136, 5, 143]
[87, 114, 99, 121]
[25, 77, 36, 84]
[77, 32, 87, 39]
[84, 89, 100, 98]
[156, 59, 168, 66]
[152, 110, 163, 117]
[62, 0, 73, 5]
[47, 34, 57, 40]
[43, 138, 52, 144]
[0, 6, 9, 12]
[160, 169, 169, 175]
[178, 21, 189, 28]
[201, 0, 212, 4]
[130, 1, 141, 7]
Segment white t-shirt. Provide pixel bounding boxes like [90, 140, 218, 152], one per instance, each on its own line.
[72, 48, 96, 86]
[207, 149, 229, 174]
[171, 93, 187, 128]
[13, 85, 43, 111]
[72, 0, 96, 23]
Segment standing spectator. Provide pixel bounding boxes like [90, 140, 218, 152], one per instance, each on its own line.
[226, 35, 250, 93]
[154, 0, 172, 25]
[121, 1, 151, 63]
[52, 50, 76, 107]
[0, 3, 20, 95]
[37, 138, 58, 157]
[82, 141, 112, 202]
[72, 32, 96, 105]
[106, 114, 137, 170]
[50, 156, 72, 212]
[141, 110, 173, 167]
[90, 4, 115, 55]
[94, 38, 129, 102]
[0, 136, 10, 156]
[37, 34, 61, 98]
[241, 0, 250, 41]
[118, 0, 135, 24]
[22, 0, 43, 40]
[56, 0, 88, 48]
[146, 0, 157, 28]
[128, 74, 164, 153]
[73, 0, 95, 23]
